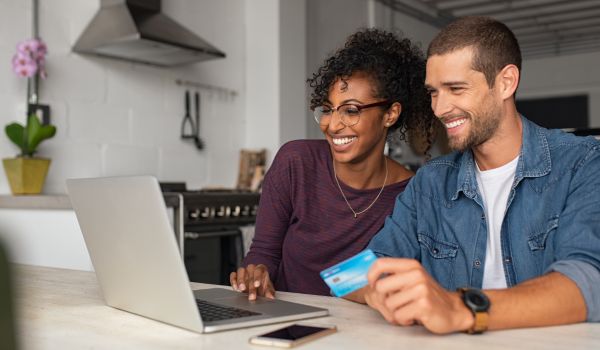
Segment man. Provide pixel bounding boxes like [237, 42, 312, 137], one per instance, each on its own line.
[348, 16, 600, 334]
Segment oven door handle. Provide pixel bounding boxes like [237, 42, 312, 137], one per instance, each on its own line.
[184, 230, 241, 239]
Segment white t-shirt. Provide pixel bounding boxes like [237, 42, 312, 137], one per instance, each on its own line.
[475, 156, 519, 289]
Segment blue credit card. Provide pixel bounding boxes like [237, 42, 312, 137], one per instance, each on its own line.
[320, 249, 378, 297]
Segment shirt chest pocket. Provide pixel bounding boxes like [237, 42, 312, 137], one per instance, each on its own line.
[417, 233, 458, 290]
[417, 233, 458, 259]
[525, 215, 559, 276]
[527, 216, 559, 251]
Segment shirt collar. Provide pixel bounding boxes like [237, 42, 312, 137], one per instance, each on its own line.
[452, 115, 551, 201]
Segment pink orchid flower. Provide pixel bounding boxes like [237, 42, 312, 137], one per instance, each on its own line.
[12, 38, 48, 79]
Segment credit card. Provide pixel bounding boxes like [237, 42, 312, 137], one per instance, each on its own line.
[320, 249, 377, 297]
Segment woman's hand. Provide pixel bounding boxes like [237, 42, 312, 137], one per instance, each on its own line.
[230, 264, 276, 300]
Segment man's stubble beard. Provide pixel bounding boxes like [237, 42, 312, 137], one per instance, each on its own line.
[447, 97, 502, 152]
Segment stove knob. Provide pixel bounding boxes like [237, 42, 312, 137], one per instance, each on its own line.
[250, 205, 258, 216]
[241, 205, 250, 216]
[189, 208, 200, 220]
[231, 206, 241, 217]
[216, 206, 226, 217]
[225, 206, 232, 217]
[200, 207, 211, 218]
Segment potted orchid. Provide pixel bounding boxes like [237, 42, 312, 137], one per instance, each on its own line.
[3, 38, 56, 195]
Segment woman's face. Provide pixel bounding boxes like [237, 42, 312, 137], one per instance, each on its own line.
[320, 72, 399, 164]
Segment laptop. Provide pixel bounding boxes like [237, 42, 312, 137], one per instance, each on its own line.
[66, 176, 328, 333]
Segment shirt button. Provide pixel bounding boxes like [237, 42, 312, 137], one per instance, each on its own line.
[504, 257, 512, 264]
[474, 259, 481, 267]
[481, 214, 485, 219]
[432, 248, 439, 254]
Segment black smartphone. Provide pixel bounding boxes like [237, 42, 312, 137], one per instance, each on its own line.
[249, 324, 337, 348]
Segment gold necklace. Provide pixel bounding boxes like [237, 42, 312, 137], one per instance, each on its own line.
[332, 157, 388, 218]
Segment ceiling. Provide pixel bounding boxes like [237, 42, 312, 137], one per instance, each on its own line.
[377, 0, 600, 59]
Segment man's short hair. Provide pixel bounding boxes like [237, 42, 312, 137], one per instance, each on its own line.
[427, 16, 522, 88]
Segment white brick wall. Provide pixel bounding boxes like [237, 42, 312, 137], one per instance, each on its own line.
[102, 144, 160, 177]
[67, 102, 130, 144]
[0, 0, 249, 194]
[42, 142, 103, 193]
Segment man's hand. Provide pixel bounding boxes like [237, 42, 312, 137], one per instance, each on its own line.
[367, 258, 474, 334]
[230, 264, 275, 300]
[363, 284, 398, 324]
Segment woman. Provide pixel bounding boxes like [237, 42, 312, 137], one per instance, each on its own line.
[230, 28, 434, 299]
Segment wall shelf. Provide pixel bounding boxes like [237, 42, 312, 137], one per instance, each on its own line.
[175, 79, 238, 98]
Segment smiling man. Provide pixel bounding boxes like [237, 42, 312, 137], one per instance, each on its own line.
[349, 16, 600, 334]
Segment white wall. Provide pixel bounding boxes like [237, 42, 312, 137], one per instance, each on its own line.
[245, 0, 280, 156]
[245, 0, 307, 161]
[279, 0, 307, 145]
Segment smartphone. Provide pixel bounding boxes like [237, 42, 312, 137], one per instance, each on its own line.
[249, 324, 337, 348]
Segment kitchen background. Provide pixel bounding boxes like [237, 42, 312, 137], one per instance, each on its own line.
[1, 0, 600, 276]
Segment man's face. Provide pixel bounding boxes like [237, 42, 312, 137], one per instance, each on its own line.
[425, 47, 503, 152]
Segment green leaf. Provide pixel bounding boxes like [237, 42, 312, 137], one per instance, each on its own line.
[26, 114, 56, 156]
[5, 123, 25, 152]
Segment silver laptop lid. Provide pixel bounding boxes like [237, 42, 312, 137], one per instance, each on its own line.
[67, 176, 204, 333]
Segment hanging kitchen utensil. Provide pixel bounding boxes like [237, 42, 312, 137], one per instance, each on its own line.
[181, 90, 196, 139]
[193, 91, 205, 150]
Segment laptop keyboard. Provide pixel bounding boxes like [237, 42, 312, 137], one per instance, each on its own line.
[196, 299, 261, 322]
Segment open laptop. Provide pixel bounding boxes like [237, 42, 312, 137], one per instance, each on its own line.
[66, 176, 328, 333]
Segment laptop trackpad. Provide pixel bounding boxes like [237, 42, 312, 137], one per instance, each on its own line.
[193, 288, 243, 300]
[193, 288, 317, 316]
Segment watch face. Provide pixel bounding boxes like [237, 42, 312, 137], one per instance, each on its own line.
[464, 289, 490, 312]
[471, 293, 485, 305]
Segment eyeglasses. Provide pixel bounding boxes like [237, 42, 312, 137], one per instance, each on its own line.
[313, 100, 391, 127]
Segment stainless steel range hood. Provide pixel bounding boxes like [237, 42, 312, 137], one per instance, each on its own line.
[73, 0, 225, 67]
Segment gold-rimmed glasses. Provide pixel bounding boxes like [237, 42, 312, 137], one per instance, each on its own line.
[313, 100, 391, 127]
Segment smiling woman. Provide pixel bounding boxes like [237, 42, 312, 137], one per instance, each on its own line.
[231, 29, 435, 298]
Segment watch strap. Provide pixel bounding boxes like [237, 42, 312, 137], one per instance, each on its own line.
[458, 287, 489, 334]
[468, 310, 488, 334]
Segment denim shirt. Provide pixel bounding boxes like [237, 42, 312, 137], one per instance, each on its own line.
[368, 116, 600, 321]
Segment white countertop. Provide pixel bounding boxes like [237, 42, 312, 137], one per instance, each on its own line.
[12, 264, 600, 349]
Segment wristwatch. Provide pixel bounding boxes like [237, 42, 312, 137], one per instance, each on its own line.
[458, 287, 490, 334]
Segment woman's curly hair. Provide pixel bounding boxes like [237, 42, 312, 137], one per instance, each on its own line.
[308, 28, 435, 151]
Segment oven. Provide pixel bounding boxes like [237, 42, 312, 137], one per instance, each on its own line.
[162, 184, 260, 285]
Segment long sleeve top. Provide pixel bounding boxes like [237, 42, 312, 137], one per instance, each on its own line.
[243, 140, 410, 295]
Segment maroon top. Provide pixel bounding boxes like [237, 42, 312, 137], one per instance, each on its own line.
[243, 140, 410, 296]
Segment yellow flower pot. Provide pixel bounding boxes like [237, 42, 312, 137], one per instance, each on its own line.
[2, 157, 51, 195]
